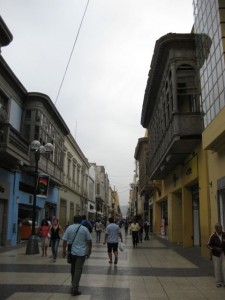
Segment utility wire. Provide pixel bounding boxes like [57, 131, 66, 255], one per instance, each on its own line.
[55, 0, 90, 105]
[118, 189, 130, 193]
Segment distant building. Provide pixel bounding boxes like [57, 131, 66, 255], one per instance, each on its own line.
[59, 134, 89, 229]
[134, 132, 154, 226]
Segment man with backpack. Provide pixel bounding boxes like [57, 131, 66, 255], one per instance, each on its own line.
[81, 215, 93, 233]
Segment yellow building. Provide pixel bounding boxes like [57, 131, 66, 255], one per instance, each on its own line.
[140, 32, 212, 256]
[194, 0, 225, 239]
[137, 1, 225, 257]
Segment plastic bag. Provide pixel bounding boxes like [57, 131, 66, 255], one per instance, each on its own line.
[119, 242, 125, 251]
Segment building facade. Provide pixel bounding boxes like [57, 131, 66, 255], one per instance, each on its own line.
[193, 0, 225, 234]
[88, 164, 96, 220]
[134, 134, 154, 225]
[140, 32, 212, 255]
[59, 133, 90, 229]
[0, 17, 70, 246]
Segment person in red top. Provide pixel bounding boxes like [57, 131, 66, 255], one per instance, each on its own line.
[39, 219, 50, 256]
[207, 223, 225, 287]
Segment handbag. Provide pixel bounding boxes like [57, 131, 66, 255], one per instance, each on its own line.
[67, 225, 81, 264]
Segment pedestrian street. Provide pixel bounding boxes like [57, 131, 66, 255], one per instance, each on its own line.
[0, 230, 225, 300]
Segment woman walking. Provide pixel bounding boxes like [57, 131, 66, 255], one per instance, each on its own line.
[49, 217, 63, 262]
[39, 219, 50, 256]
[95, 220, 104, 243]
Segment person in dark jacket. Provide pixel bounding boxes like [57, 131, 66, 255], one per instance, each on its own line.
[49, 217, 63, 262]
[207, 223, 225, 287]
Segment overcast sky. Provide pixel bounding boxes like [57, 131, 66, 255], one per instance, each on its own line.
[1, 0, 193, 206]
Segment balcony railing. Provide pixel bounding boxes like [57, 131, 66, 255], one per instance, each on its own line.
[38, 157, 64, 184]
[0, 123, 30, 163]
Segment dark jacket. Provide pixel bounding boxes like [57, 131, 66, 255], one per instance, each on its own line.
[207, 232, 225, 257]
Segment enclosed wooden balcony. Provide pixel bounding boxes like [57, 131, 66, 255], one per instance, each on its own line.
[149, 113, 202, 179]
[139, 174, 154, 196]
[0, 123, 30, 169]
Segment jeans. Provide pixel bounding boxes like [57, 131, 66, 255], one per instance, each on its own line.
[51, 239, 60, 260]
[96, 230, 102, 243]
[71, 255, 86, 291]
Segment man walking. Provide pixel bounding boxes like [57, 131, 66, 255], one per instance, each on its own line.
[63, 215, 92, 296]
[103, 217, 123, 265]
[207, 223, 225, 287]
[81, 214, 93, 233]
[130, 219, 140, 247]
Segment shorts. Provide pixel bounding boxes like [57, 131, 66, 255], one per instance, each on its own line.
[107, 242, 118, 253]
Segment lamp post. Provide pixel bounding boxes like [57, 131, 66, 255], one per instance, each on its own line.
[26, 140, 53, 255]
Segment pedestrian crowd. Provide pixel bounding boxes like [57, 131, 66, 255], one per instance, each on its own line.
[36, 216, 225, 294]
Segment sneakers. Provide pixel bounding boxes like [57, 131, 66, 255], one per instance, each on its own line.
[216, 283, 222, 287]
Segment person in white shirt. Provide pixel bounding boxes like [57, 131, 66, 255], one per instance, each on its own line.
[130, 219, 140, 247]
[95, 220, 104, 243]
[63, 215, 92, 296]
[103, 217, 123, 265]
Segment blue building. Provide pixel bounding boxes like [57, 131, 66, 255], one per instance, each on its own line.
[0, 16, 69, 246]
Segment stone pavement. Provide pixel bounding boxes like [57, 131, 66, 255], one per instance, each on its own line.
[0, 230, 225, 300]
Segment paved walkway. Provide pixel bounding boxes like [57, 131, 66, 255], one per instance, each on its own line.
[0, 230, 225, 300]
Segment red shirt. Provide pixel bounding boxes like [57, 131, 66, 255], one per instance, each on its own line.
[41, 225, 50, 238]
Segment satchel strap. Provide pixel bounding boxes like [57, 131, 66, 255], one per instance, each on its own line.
[71, 225, 81, 246]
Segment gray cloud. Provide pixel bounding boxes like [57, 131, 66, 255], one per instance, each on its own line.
[1, 0, 193, 205]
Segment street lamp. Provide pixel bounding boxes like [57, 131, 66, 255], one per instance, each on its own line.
[26, 140, 53, 254]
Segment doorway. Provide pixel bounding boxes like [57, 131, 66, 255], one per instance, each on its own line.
[191, 184, 200, 246]
[0, 199, 7, 246]
[218, 189, 225, 228]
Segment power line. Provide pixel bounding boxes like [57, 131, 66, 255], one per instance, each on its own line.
[55, 0, 90, 105]
[118, 189, 130, 194]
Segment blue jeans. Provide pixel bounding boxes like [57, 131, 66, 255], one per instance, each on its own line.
[51, 239, 60, 260]
[96, 230, 102, 243]
[71, 255, 86, 291]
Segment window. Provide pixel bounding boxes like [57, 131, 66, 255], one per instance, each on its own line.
[24, 110, 32, 120]
[177, 64, 199, 113]
[23, 124, 30, 140]
[0, 91, 8, 112]
[36, 110, 41, 122]
[34, 126, 39, 140]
